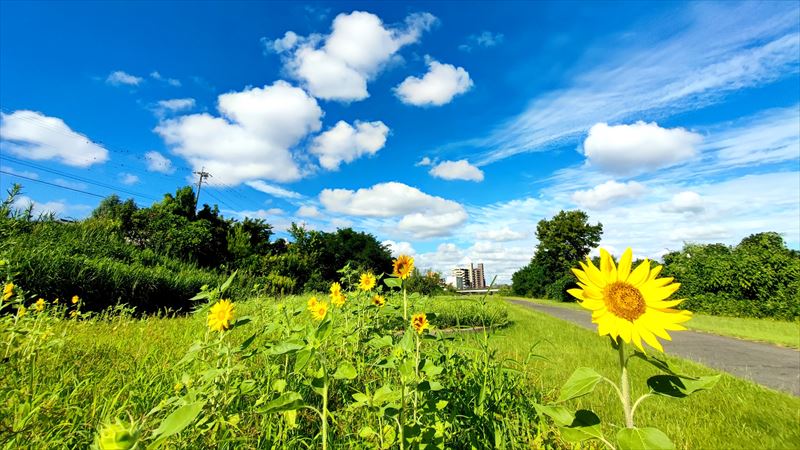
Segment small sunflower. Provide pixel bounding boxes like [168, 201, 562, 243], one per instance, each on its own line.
[331, 292, 346, 307]
[307, 296, 319, 311]
[568, 248, 691, 353]
[35, 298, 46, 312]
[207, 299, 235, 332]
[372, 294, 386, 307]
[359, 273, 376, 291]
[410, 312, 429, 334]
[71, 295, 80, 305]
[393, 255, 414, 280]
[311, 301, 328, 321]
[330, 282, 342, 297]
[3, 282, 14, 301]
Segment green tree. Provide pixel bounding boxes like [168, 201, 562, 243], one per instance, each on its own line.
[511, 210, 603, 300]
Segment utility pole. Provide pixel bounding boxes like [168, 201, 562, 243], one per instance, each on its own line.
[193, 167, 211, 211]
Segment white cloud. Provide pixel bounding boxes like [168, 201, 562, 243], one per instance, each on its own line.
[669, 224, 731, 241]
[319, 182, 468, 238]
[0, 165, 38, 179]
[416, 156, 433, 166]
[150, 71, 181, 86]
[571, 180, 647, 209]
[119, 173, 140, 185]
[661, 191, 704, 213]
[459, 31, 504, 52]
[310, 120, 389, 170]
[0, 110, 109, 167]
[246, 180, 303, 199]
[224, 208, 285, 221]
[271, 11, 437, 101]
[583, 122, 702, 175]
[476, 227, 527, 242]
[53, 178, 88, 190]
[467, 2, 799, 165]
[155, 80, 322, 185]
[155, 98, 196, 116]
[297, 205, 322, 218]
[429, 159, 484, 181]
[106, 70, 143, 86]
[382, 239, 416, 257]
[144, 151, 175, 174]
[395, 58, 473, 106]
[11, 195, 66, 217]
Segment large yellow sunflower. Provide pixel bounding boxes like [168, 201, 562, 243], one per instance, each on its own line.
[568, 248, 691, 353]
[207, 299, 235, 332]
[359, 273, 376, 291]
[393, 255, 414, 280]
[311, 301, 328, 321]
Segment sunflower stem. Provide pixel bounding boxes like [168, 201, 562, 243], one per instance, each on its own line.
[618, 339, 634, 428]
[402, 284, 408, 321]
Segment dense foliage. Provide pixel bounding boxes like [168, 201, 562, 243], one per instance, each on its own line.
[512, 210, 603, 301]
[662, 232, 800, 320]
[0, 185, 393, 312]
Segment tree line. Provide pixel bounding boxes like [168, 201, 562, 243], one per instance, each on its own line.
[511, 210, 799, 320]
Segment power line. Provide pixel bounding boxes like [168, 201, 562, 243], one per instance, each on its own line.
[1, 170, 108, 199]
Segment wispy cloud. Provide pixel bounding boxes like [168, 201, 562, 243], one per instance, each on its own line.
[465, 2, 799, 166]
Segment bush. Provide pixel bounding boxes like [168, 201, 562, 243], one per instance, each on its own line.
[544, 272, 578, 302]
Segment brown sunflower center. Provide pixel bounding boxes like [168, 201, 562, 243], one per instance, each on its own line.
[603, 281, 646, 321]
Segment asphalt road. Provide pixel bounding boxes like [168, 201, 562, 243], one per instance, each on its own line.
[507, 299, 800, 396]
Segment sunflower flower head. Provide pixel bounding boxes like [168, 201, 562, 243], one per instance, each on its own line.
[330, 282, 342, 297]
[372, 294, 386, 307]
[410, 312, 429, 334]
[3, 282, 14, 301]
[359, 272, 377, 291]
[35, 298, 46, 312]
[393, 255, 414, 280]
[93, 418, 141, 450]
[568, 247, 691, 353]
[71, 295, 80, 305]
[307, 296, 319, 311]
[207, 299, 235, 332]
[331, 291, 346, 307]
[311, 301, 328, 321]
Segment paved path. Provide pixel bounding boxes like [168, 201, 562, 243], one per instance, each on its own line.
[507, 300, 800, 396]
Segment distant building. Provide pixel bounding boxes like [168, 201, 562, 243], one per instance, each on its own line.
[451, 263, 486, 289]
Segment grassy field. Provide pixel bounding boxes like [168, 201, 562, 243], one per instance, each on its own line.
[486, 300, 800, 450]
[513, 297, 800, 349]
[2, 291, 798, 449]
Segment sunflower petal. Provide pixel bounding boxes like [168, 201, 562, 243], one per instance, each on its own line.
[627, 259, 650, 286]
[600, 248, 617, 279]
[636, 325, 664, 352]
[582, 259, 607, 288]
[630, 326, 645, 353]
[643, 283, 681, 304]
[617, 247, 633, 282]
[567, 288, 587, 302]
[648, 265, 663, 280]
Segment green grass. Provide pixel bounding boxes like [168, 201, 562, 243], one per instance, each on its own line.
[487, 300, 800, 450]
[511, 297, 800, 348]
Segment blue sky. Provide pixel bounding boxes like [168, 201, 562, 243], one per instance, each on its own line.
[1, 1, 798, 283]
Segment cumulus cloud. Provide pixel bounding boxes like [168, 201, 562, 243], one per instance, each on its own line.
[661, 191, 705, 213]
[106, 70, 143, 86]
[144, 151, 175, 174]
[395, 58, 473, 106]
[319, 182, 467, 238]
[583, 122, 702, 175]
[11, 195, 66, 217]
[382, 239, 416, 256]
[155, 81, 322, 185]
[0, 110, 109, 167]
[119, 173, 140, 185]
[310, 120, 389, 170]
[476, 227, 527, 242]
[297, 205, 322, 218]
[154, 98, 195, 117]
[268, 11, 437, 101]
[429, 159, 484, 181]
[246, 180, 303, 199]
[416, 156, 433, 166]
[571, 180, 646, 209]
